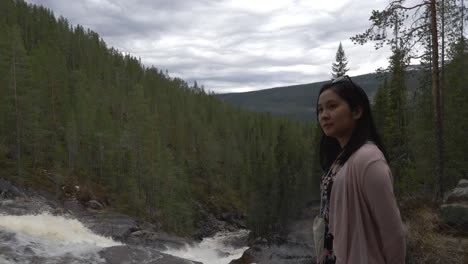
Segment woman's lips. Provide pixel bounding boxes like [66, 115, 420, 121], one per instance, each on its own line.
[322, 123, 332, 129]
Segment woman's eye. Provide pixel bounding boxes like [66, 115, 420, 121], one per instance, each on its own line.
[329, 104, 337, 109]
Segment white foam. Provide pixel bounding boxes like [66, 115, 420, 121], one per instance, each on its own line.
[0, 213, 120, 247]
[163, 229, 249, 264]
[0, 212, 121, 261]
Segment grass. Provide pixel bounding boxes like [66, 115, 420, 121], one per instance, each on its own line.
[400, 196, 468, 264]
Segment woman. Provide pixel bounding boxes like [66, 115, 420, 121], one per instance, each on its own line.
[316, 76, 406, 264]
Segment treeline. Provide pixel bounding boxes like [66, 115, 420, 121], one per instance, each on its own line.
[365, 0, 468, 196]
[0, 0, 318, 236]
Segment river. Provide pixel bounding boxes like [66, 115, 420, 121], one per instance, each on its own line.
[0, 212, 248, 264]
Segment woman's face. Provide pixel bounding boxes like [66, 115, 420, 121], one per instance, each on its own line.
[317, 88, 361, 147]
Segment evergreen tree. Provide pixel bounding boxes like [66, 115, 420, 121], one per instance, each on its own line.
[372, 75, 389, 132]
[331, 42, 349, 79]
[443, 38, 468, 187]
[384, 48, 409, 193]
[351, 0, 462, 199]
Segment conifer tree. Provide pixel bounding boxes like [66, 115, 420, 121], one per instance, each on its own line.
[384, 48, 409, 192]
[331, 42, 349, 79]
[372, 75, 389, 133]
[352, 0, 447, 199]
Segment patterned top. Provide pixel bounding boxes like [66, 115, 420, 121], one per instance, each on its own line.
[319, 160, 343, 264]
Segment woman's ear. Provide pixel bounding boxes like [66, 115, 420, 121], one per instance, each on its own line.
[352, 106, 363, 120]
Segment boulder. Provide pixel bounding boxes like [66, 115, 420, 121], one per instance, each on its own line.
[441, 179, 468, 232]
[445, 179, 468, 204]
[440, 204, 468, 231]
[457, 179, 468, 188]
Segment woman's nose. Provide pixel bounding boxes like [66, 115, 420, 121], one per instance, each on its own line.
[319, 111, 329, 121]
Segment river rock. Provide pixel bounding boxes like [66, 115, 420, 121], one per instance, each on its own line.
[192, 202, 247, 240]
[98, 245, 202, 264]
[230, 238, 314, 264]
[86, 199, 104, 210]
[230, 202, 319, 264]
[79, 211, 139, 241]
[441, 179, 468, 232]
[63, 198, 86, 214]
[0, 178, 27, 200]
[126, 230, 189, 250]
[0, 179, 55, 216]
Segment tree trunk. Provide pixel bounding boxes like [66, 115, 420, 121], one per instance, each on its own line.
[462, 0, 465, 38]
[49, 78, 56, 130]
[99, 134, 103, 183]
[441, 0, 445, 121]
[430, 0, 444, 200]
[12, 41, 21, 177]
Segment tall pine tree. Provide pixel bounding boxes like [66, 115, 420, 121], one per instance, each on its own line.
[331, 42, 349, 79]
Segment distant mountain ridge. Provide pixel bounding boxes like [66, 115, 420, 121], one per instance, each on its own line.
[215, 72, 385, 122]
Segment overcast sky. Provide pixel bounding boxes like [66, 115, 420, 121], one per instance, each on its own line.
[25, 0, 395, 93]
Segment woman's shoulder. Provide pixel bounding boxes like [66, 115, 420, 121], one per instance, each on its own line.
[350, 142, 385, 166]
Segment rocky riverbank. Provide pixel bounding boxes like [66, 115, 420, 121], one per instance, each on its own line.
[229, 205, 319, 264]
[0, 176, 322, 264]
[0, 178, 202, 263]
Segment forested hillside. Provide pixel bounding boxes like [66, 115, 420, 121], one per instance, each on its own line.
[0, 0, 318, 237]
[215, 71, 420, 122]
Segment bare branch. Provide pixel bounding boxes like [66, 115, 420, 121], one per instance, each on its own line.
[393, 2, 430, 11]
[407, 33, 428, 51]
[401, 24, 429, 38]
[407, 53, 429, 60]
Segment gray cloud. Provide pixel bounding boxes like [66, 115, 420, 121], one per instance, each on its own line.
[26, 0, 392, 93]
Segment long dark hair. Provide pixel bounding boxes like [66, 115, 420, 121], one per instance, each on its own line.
[316, 78, 389, 171]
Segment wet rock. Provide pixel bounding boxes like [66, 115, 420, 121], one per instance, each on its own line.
[79, 212, 138, 241]
[0, 178, 27, 200]
[99, 245, 202, 264]
[231, 203, 320, 264]
[192, 203, 246, 241]
[126, 230, 189, 251]
[86, 200, 104, 210]
[63, 198, 86, 214]
[0, 178, 60, 215]
[230, 240, 314, 264]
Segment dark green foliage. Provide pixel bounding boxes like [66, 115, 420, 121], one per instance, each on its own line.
[443, 39, 468, 188]
[371, 36, 468, 196]
[0, 0, 318, 237]
[383, 49, 410, 193]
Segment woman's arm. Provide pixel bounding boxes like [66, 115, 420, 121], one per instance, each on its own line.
[362, 159, 406, 264]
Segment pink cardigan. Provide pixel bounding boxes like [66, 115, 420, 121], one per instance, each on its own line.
[329, 143, 406, 264]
